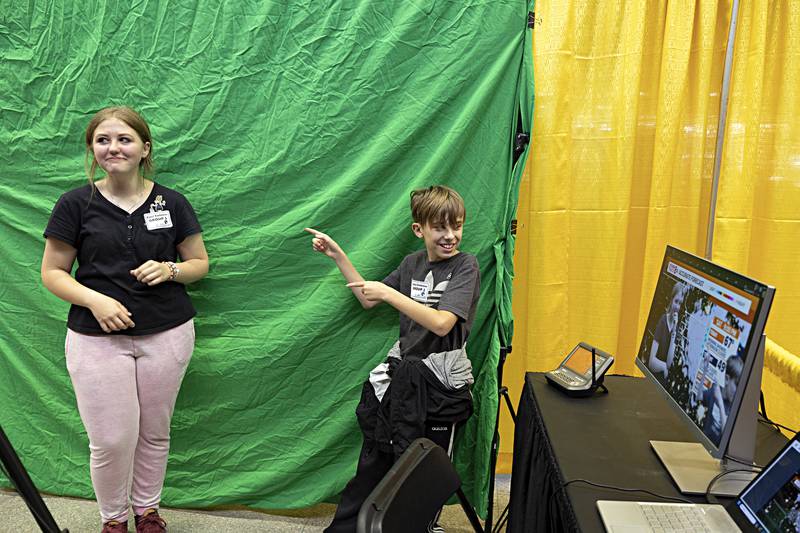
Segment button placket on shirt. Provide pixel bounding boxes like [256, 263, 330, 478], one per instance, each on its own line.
[120, 213, 137, 263]
[126, 215, 134, 243]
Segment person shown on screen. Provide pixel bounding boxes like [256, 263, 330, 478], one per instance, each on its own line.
[703, 354, 744, 443]
[41, 106, 209, 533]
[648, 281, 687, 381]
[306, 185, 479, 533]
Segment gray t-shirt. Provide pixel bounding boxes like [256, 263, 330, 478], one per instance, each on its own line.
[383, 250, 480, 358]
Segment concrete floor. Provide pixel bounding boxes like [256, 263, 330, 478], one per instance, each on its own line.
[0, 476, 510, 532]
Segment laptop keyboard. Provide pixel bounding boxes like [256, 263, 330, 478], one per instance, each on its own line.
[639, 503, 713, 532]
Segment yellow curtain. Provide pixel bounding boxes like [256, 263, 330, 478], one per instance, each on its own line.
[499, 0, 800, 469]
[711, 0, 800, 436]
[498, 1, 734, 470]
[712, 1, 800, 354]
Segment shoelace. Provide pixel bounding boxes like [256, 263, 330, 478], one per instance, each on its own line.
[102, 521, 127, 533]
[136, 512, 167, 532]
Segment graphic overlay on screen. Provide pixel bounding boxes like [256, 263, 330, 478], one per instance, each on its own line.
[636, 252, 766, 448]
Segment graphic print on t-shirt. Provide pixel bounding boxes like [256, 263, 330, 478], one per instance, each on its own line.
[411, 271, 451, 307]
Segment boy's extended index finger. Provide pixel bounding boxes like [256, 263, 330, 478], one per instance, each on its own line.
[303, 227, 322, 237]
[346, 281, 365, 288]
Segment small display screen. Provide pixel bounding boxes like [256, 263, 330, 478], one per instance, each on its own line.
[565, 346, 605, 375]
[737, 438, 800, 532]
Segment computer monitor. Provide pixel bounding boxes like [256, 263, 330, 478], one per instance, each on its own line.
[635, 245, 775, 496]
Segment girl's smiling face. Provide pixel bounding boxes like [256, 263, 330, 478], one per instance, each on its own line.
[92, 118, 150, 178]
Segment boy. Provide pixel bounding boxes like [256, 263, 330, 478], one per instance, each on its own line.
[305, 185, 480, 533]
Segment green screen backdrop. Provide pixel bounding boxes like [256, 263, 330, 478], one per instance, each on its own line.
[0, 0, 534, 516]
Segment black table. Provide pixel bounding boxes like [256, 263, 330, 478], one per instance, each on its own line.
[507, 372, 788, 533]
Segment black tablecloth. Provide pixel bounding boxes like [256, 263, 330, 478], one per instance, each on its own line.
[507, 372, 788, 533]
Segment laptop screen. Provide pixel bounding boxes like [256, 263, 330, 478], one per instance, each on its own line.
[736, 433, 800, 532]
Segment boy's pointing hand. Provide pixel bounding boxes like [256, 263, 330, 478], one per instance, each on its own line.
[304, 227, 342, 259]
[347, 281, 389, 302]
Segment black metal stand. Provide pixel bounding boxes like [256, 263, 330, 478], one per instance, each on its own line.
[586, 347, 610, 396]
[0, 424, 68, 532]
[485, 342, 516, 533]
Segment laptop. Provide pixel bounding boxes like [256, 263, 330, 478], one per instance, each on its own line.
[597, 432, 800, 532]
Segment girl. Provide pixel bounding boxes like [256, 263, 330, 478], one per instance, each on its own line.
[41, 106, 209, 533]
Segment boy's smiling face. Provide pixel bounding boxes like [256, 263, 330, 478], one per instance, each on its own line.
[413, 218, 463, 262]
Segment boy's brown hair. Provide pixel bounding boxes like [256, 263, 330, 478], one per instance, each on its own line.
[409, 185, 466, 226]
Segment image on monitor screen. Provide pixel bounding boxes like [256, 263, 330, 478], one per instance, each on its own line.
[635, 246, 774, 456]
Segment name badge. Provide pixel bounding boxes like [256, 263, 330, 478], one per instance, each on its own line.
[144, 210, 173, 230]
[410, 279, 429, 302]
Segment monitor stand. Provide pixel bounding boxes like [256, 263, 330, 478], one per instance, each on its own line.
[650, 334, 764, 497]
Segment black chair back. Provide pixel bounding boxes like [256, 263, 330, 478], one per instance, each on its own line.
[357, 438, 483, 533]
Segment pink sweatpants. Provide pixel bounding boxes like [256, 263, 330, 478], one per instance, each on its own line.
[65, 319, 194, 522]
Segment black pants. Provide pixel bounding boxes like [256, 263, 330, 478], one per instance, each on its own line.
[324, 422, 455, 533]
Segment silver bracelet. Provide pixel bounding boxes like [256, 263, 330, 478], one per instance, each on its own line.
[163, 261, 180, 281]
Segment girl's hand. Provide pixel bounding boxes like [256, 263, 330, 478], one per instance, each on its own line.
[88, 293, 135, 332]
[305, 228, 343, 260]
[131, 260, 172, 286]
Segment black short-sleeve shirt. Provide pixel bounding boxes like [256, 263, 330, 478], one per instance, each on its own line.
[44, 183, 202, 335]
[383, 250, 480, 358]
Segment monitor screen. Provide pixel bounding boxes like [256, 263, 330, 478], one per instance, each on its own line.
[635, 246, 773, 455]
